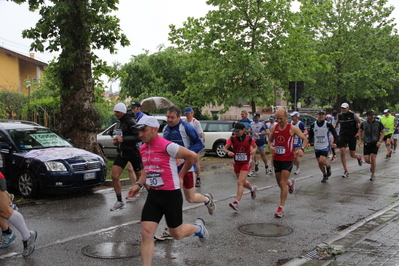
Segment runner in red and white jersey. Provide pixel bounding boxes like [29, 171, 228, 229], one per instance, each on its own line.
[269, 109, 308, 218]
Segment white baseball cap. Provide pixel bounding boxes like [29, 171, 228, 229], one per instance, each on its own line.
[341, 103, 349, 108]
[134, 116, 160, 129]
[114, 103, 127, 114]
[290, 111, 300, 117]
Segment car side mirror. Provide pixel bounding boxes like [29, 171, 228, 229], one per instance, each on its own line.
[0, 142, 12, 153]
[0, 142, 9, 149]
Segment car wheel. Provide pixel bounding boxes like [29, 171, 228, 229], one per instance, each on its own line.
[215, 141, 228, 158]
[18, 171, 39, 198]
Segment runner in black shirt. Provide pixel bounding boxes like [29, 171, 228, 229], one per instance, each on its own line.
[335, 103, 363, 178]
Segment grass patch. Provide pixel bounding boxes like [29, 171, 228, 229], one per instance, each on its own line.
[105, 159, 131, 180]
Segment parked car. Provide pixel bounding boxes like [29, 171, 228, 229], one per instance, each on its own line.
[0, 120, 107, 198]
[199, 120, 236, 158]
[287, 113, 317, 129]
[97, 115, 185, 158]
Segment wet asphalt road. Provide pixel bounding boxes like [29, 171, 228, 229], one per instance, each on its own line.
[1, 147, 399, 266]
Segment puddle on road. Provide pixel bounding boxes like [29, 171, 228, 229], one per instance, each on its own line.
[238, 223, 293, 237]
[81, 241, 140, 259]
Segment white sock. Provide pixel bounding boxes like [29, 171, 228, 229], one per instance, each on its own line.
[195, 224, 202, 234]
[8, 211, 30, 240]
[204, 196, 210, 204]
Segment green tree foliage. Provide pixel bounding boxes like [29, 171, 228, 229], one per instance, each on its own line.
[0, 90, 28, 119]
[298, 0, 399, 112]
[168, 0, 314, 113]
[11, 0, 129, 153]
[119, 46, 196, 110]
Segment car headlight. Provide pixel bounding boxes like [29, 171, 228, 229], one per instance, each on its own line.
[44, 161, 67, 172]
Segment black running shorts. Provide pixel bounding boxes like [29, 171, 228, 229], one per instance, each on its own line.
[0, 178, 7, 191]
[141, 189, 183, 229]
[113, 154, 143, 171]
[273, 160, 294, 173]
[363, 142, 379, 155]
[338, 136, 357, 151]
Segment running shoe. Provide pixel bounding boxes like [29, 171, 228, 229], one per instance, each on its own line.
[294, 169, 300, 175]
[247, 170, 255, 177]
[274, 206, 284, 218]
[125, 195, 136, 200]
[288, 179, 296, 194]
[204, 193, 216, 215]
[110, 201, 125, 211]
[154, 227, 174, 241]
[194, 218, 209, 242]
[357, 155, 363, 166]
[125, 192, 140, 200]
[385, 154, 390, 160]
[267, 166, 274, 175]
[370, 174, 375, 181]
[22, 230, 37, 257]
[0, 231, 16, 249]
[389, 151, 392, 158]
[326, 165, 332, 177]
[251, 186, 258, 200]
[195, 178, 201, 187]
[342, 171, 349, 178]
[229, 201, 239, 211]
[255, 161, 259, 172]
[321, 174, 328, 183]
[331, 155, 337, 161]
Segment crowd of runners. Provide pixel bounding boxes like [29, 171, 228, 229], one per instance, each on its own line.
[2, 101, 397, 266]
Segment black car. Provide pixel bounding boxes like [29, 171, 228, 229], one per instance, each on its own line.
[0, 120, 107, 198]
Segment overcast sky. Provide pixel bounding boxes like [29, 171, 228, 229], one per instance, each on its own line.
[1, 0, 398, 89]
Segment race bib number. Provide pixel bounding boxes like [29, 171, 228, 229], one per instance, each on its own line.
[316, 136, 326, 143]
[146, 172, 164, 188]
[384, 128, 390, 132]
[275, 146, 286, 154]
[293, 136, 299, 145]
[235, 152, 248, 161]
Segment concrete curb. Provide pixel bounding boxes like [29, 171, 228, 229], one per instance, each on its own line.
[282, 200, 399, 266]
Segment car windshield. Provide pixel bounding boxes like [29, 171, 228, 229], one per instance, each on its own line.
[8, 128, 72, 150]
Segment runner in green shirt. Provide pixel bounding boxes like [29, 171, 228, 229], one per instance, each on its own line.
[380, 109, 395, 159]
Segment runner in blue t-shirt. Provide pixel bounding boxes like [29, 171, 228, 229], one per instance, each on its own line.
[248, 112, 270, 176]
[290, 112, 306, 175]
[238, 110, 253, 131]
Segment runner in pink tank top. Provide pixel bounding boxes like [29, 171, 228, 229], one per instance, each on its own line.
[127, 116, 210, 265]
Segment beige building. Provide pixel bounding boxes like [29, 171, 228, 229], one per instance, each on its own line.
[0, 47, 47, 94]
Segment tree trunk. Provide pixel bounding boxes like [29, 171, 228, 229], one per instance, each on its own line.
[58, 0, 102, 156]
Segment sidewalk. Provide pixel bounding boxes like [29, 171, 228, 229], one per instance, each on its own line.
[284, 201, 399, 266]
